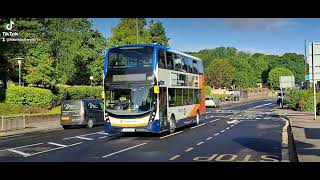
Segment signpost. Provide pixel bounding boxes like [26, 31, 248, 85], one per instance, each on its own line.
[306, 42, 320, 120]
[279, 76, 295, 108]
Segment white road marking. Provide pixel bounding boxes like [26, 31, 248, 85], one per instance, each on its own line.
[220, 130, 225, 133]
[210, 118, 220, 123]
[190, 123, 206, 129]
[185, 147, 194, 152]
[214, 133, 220, 136]
[226, 127, 230, 130]
[24, 142, 83, 157]
[281, 119, 290, 162]
[47, 142, 68, 147]
[7, 143, 43, 150]
[160, 131, 183, 139]
[206, 137, 213, 140]
[98, 136, 108, 139]
[255, 118, 261, 120]
[169, 155, 181, 160]
[63, 131, 104, 140]
[248, 102, 273, 110]
[197, 141, 204, 146]
[102, 143, 147, 158]
[74, 136, 94, 140]
[227, 120, 240, 124]
[97, 132, 109, 135]
[7, 149, 31, 157]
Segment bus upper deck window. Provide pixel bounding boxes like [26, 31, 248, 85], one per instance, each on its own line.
[166, 52, 174, 70]
[193, 60, 199, 74]
[158, 49, 166, 69]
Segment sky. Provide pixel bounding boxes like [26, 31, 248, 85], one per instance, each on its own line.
[90, 18, 320, 55]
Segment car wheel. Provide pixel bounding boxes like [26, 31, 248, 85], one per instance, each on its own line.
[62, 125, 71, 129]
[168, 115, 176, 134]
[87, 118, 94, 128]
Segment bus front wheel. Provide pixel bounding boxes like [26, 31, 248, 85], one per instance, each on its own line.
[195, 112, 200, 126]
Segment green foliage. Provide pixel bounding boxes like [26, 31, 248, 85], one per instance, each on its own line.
[24, 43, 57, 88]
[0, 18, 109, 88]
[0, 87, 5, 101]
[0, 102, 61, 116]
[109, 18, 170, 47]
[233, 60, 257, 88]
[65, 86, 103, 100]
[285, 89, 320, 112]
[205, 59, 235, 89]
[5, 86, 53, 108]
[205, 86, 212, 96]
[268, 67, 293, 90]
[148, 20, 169, 46]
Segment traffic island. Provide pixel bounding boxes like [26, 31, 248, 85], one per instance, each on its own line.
[275, 108, 320, 162]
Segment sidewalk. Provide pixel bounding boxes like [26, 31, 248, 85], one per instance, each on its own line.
[0, 121, 62, 137]
[275, 108, 320, 162]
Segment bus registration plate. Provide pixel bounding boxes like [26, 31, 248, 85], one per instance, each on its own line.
[122, 128, 135, 132]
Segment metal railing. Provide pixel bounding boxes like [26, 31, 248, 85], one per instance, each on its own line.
[0, 115, 26, 132]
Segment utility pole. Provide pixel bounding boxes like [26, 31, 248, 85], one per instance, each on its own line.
[312, 42, 317, 120]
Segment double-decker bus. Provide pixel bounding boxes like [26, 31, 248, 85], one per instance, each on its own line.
[103, 44, 206, 134]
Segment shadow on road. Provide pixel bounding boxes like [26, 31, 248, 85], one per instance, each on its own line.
[233, 137, 281, 153]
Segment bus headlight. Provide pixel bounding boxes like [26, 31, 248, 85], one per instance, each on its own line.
[149, 112, 156, 124]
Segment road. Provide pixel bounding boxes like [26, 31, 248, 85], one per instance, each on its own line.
[0, 98, 289, 162]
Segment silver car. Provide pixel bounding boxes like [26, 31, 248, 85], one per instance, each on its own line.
[205, 97, 220, 108]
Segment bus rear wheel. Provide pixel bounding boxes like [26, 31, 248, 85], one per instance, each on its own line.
[195, 112, 200, 126]
[169, 115, 176, 134]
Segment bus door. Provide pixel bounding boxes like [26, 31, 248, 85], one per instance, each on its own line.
[159, 87, 168, 129]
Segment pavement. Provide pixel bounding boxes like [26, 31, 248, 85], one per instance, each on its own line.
[0, 98, 288, 162]
[275, 108, 320, 162]
[0, 121, 62, 138]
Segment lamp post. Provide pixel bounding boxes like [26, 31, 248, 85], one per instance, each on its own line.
[14, 58, 24, 86]
[90, 76, 93, 86]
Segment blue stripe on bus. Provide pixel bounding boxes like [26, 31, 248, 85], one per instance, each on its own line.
[104, 48, 110, 77]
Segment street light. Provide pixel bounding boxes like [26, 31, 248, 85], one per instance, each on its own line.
[13, 58, 23, 86]
[90, 76, 93, 86]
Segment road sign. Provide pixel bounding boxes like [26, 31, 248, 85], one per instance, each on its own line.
[307, 42, 320, 82]
[279, 76, 295, 89]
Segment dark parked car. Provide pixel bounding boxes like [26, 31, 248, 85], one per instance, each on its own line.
[60, 99, 104, 129]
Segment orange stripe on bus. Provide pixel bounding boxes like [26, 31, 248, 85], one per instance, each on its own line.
[188, 104, 200, 117]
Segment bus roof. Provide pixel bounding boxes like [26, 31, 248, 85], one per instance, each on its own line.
[108, 44, 202, 61]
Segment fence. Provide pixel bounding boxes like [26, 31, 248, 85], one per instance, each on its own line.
[0, 114, 60, 132]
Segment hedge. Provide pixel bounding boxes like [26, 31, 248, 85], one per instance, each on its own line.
[0, 87, 5, 101]
[64, 86, 103, 100]
[6, 86, 53, 108]
[285, 89, 320, 112]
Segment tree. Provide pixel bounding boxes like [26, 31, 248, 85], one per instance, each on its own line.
[233, 60, 257, 88]
[249, 55, 268, 84]
[24, 43, 57, 88]
[268, 67, 294, 90]
[205, 59, 235, 89]
[148, 20, 169, 46]
[109, 18, 151, 46]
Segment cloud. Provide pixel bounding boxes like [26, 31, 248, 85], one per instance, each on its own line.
[221, 18, 298, 30]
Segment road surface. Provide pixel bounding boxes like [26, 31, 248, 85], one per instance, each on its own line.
[0, 99, 288, 162]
